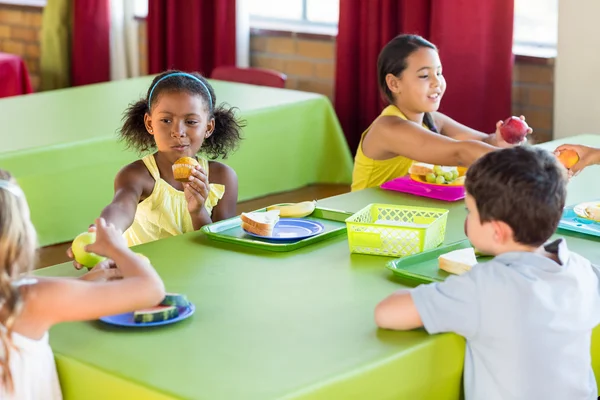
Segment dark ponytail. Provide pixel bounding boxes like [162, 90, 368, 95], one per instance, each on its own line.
[202, 104, 245, 159]
[119, 99, 153, 153]
[423, 112, 438, 133]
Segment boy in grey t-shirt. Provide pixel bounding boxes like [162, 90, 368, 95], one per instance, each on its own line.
[375, 147, 600, 399]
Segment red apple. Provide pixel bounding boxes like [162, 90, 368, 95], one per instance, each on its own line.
[499, 116, 529, 144]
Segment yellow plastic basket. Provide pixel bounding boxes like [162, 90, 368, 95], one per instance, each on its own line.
[345, 203, 449, 257]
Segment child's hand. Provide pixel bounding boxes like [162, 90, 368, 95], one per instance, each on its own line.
[79, 259, 123, 281]
[85, 218, 127, 258]
[67, 224, 96, 270]
[492, 115, 532, 148]
[554, 144, 600, 176]
[184, 165, 210, 215]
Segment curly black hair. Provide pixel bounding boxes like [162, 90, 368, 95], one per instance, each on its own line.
[119, 70, 245, 159]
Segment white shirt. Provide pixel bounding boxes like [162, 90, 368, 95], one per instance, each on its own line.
[0, 330, 62, 400]
[411, 239, 600, 400]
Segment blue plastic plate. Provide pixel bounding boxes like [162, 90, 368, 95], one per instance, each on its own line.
[244, 218, 325, 241]
[99, 304, 195, 327]
[558, 203, 600, 238]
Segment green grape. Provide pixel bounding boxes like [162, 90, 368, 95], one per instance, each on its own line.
[451, 169, 459, 180]
[433, 165, 444, 175]
[443, 172, 454, 182]
[435, 175, 446, 184]
[425, 173, 437, 183]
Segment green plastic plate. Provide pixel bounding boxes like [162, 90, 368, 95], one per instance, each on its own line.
[201, 207, 352, 252]
[386, 239, 493, 285]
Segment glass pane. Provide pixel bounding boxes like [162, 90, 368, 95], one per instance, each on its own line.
[513, 0, 558, 47]
[249, 0, 303, 21]
[134, 0, 148, 18]
[306, 0, 339, 24]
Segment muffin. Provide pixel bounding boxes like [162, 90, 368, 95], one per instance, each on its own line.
[172, 157, 200, 182]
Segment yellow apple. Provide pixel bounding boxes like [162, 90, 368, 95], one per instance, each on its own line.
[71, 232, 106, 269]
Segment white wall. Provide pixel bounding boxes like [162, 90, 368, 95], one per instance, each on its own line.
[554, 0, 600, 138]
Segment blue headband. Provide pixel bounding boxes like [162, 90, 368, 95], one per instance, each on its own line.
[0, 180, 24, 197]
[147, 72, 213, 111]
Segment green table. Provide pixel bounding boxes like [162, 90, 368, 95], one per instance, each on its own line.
[37, 135, 600, 400]
[0, 77, 352, 246]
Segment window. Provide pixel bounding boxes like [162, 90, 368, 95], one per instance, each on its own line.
[133, 0, 147, 18]
[513, 0, 558, 57]
[0, 0, 46, 6]
[249, 0, 339, 35]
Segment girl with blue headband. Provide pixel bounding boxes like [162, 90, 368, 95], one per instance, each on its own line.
[70, 70, 244, 259]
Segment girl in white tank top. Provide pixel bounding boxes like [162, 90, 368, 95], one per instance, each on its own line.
[0, 171, 166, 399]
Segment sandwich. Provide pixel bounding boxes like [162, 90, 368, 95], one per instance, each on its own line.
[585, 204, 600, 221]
[438, 247, 477, 275]
[408, 162, 435, 176]
[241, 210, 280, 237]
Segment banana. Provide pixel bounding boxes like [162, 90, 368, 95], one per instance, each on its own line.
[266, 200, 316, 218]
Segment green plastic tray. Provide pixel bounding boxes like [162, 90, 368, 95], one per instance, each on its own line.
[201, 207, 352, 252]
[386, 239, 493, 285]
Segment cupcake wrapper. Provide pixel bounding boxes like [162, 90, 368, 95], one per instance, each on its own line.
[172, 164, 195, 181]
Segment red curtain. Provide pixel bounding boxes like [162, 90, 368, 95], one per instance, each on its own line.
[72, 0, 111, 86]
[335, 0, 514, 153]
[148, 0, 237, 75]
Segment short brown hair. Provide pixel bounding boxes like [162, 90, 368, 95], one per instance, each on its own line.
[465, 146, 567, 247]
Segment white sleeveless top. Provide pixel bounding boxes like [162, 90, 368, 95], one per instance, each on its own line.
[0, 329, 61, 399]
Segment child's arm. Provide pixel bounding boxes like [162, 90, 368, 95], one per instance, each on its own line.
[369, 116, 497, 167]
[99, 162, 151, 233]
[67, 163, 149, 269]
[376, 271, 481, 337]
[24, 218, 165, 330]
[208, 162, 238, 223]
[554, 144, 600, 174]
[375, 290, 423, 330]
[433, 112, 531, 147]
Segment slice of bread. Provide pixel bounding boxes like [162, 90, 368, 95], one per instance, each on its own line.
[438, 247, 477, 275]
[241, 210, 280, 237]
[408, 162, 434, 176]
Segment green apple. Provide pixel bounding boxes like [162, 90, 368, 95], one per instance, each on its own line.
[71, 232, 106, 269]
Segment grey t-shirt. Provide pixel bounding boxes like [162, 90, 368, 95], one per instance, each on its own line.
[411, 239, 600, 400]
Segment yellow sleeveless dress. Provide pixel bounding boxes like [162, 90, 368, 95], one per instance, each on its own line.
[351, 105, 429, 191]
[123, 154, 225, 247]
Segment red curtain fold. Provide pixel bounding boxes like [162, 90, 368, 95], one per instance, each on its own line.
[148, 0, 237, 76]
[430, 2, 514, 134]
[335, 0, 514, 153]
[71, 0, 111, 86]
